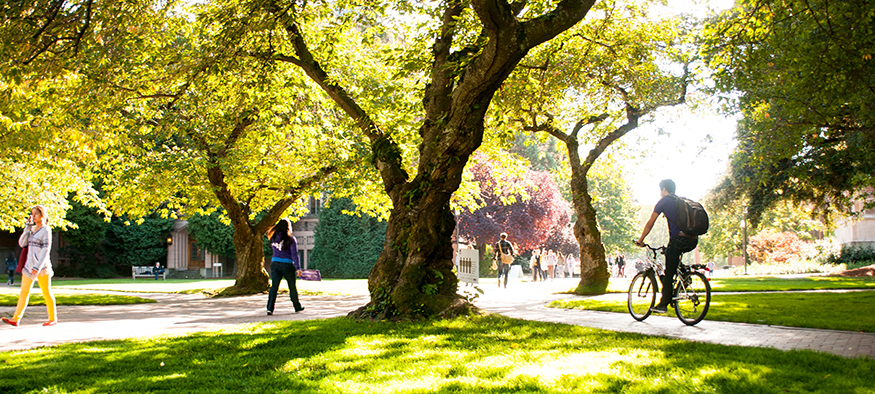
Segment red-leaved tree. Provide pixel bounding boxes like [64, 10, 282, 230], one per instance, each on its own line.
[457, 156, 570, 255]
[748, 230, 808, 264]
[543, 213, 579, 256]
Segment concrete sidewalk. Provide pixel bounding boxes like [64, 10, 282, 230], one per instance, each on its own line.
[0, 292, 369, 352]
[1, 279, 873, 359]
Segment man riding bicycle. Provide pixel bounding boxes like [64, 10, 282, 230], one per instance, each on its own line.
[635, 179, 698, 314]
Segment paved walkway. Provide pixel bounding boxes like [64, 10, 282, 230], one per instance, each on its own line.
[478, 280, 875, 359]
[1, 279, 873, 359]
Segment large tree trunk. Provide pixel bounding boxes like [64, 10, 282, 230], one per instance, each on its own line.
[231, 227, 269, 292]
[207, 143, 325, 294]
[570, 173, 609, 294]
[349, 145, 479, 319]
[555, 129, 609, 295]
[352, 183, 470, 320]
[273, 0, 597, 319]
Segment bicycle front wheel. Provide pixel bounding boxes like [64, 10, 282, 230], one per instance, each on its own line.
[674, 271, 711, 326]
[628, 272, 657, 321]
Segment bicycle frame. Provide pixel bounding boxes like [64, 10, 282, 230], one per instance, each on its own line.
[629, 241, 712, 325]
[636, 244, 708, 300]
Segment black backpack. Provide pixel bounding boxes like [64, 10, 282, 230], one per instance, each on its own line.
[668, 195, 709, 236]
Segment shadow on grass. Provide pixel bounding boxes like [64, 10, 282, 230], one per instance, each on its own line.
[1, 315, 873, 393]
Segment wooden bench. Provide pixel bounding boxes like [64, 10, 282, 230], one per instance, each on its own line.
[132, 266, 166, 280]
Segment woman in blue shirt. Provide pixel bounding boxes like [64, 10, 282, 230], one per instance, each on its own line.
[266, 218, 304, 315]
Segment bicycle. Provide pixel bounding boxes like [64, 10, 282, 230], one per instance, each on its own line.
[627, 242, 711, 326]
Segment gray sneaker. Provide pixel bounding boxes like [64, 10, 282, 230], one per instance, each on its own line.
[650, 305, 668, 314]
[266, 310, 273, 316]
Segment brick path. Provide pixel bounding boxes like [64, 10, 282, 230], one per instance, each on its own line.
[1, 279, 873, 359]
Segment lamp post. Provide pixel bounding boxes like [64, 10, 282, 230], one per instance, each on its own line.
[742, 207, 749, 275]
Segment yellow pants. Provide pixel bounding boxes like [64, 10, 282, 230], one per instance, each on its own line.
[12, 271, 56, 322]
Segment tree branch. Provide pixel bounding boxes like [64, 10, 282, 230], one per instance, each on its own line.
[424, 0, 465, 118]
[265, 3, 408, 193]
[253, 164, 339, 235]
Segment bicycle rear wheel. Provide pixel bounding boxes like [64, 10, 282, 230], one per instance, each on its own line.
[674, 271, 711, 326]
[628, 272, 657, 321]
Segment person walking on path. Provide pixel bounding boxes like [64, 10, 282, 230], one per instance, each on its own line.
[530, 249, 542, 282]
[5, 251, 16, 285]
[635, 179, 698, 314]
[3, 205, 57, 327]
[545, 250, 557, 281]
[617, 253, 626, 278]
[265, 218, 304, 315]
[495, 233, 516, 288]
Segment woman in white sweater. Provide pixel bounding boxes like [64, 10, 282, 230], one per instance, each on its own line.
[2, 205, 57, 327]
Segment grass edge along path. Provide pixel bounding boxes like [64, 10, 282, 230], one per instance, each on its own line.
[551, 291, 875, 333]
[602, 275, 875, 293]
[0, 293, 156, 307]
[46, 278, 366, 297]
[2, 316, 874, 394]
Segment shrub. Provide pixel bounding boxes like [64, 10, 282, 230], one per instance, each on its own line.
[827, 245, 875, 266]
[187, 210, 236, 258]
[480, 245, 496, 278]
[747, 230, 807, 264]
[309, 198, 386, 279]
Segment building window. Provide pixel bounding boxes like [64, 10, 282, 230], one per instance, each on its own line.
[191, 242, 205, 262]
[308, 196, 322, 216]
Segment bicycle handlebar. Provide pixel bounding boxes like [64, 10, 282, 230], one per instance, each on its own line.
[632, 239, 665, 254]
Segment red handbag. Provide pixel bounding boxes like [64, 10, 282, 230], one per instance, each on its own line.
[15, 246, 27, 273]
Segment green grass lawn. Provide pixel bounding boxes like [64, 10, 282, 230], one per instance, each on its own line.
[0, 278, 368, 306]
[1, 315, 872, 394]
[602, 275, 875, 293]
[707, 276, 875, 292]
[0, 292, 155, 306]
[551, 291, 875, 332]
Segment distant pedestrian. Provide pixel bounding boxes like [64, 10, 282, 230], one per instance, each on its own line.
[3, 205, 57, 327]
[495, 233, 516, 288]
[607, 254, 614, 277]
[545, 250, 557, 281]
[5, 252, 16, 285]
[566, 255, 577, 277]
[530, 249, 542, 282]
[706, 260, 716, 277]
[557, 252, 567, 278]
[265, 218, 304, 315]
[617, 253, 626, 277]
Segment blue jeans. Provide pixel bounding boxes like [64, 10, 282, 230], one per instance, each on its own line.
[497, 263, 510, 287]
[267, 261, 302, 312]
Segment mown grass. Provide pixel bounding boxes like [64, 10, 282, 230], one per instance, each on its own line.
[551, 291, 875, 332]
[708, 275, 875, 292]
[602, 275, 875, 293]
[1, 315, 872, 394]
[0, 292, 155, 306]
